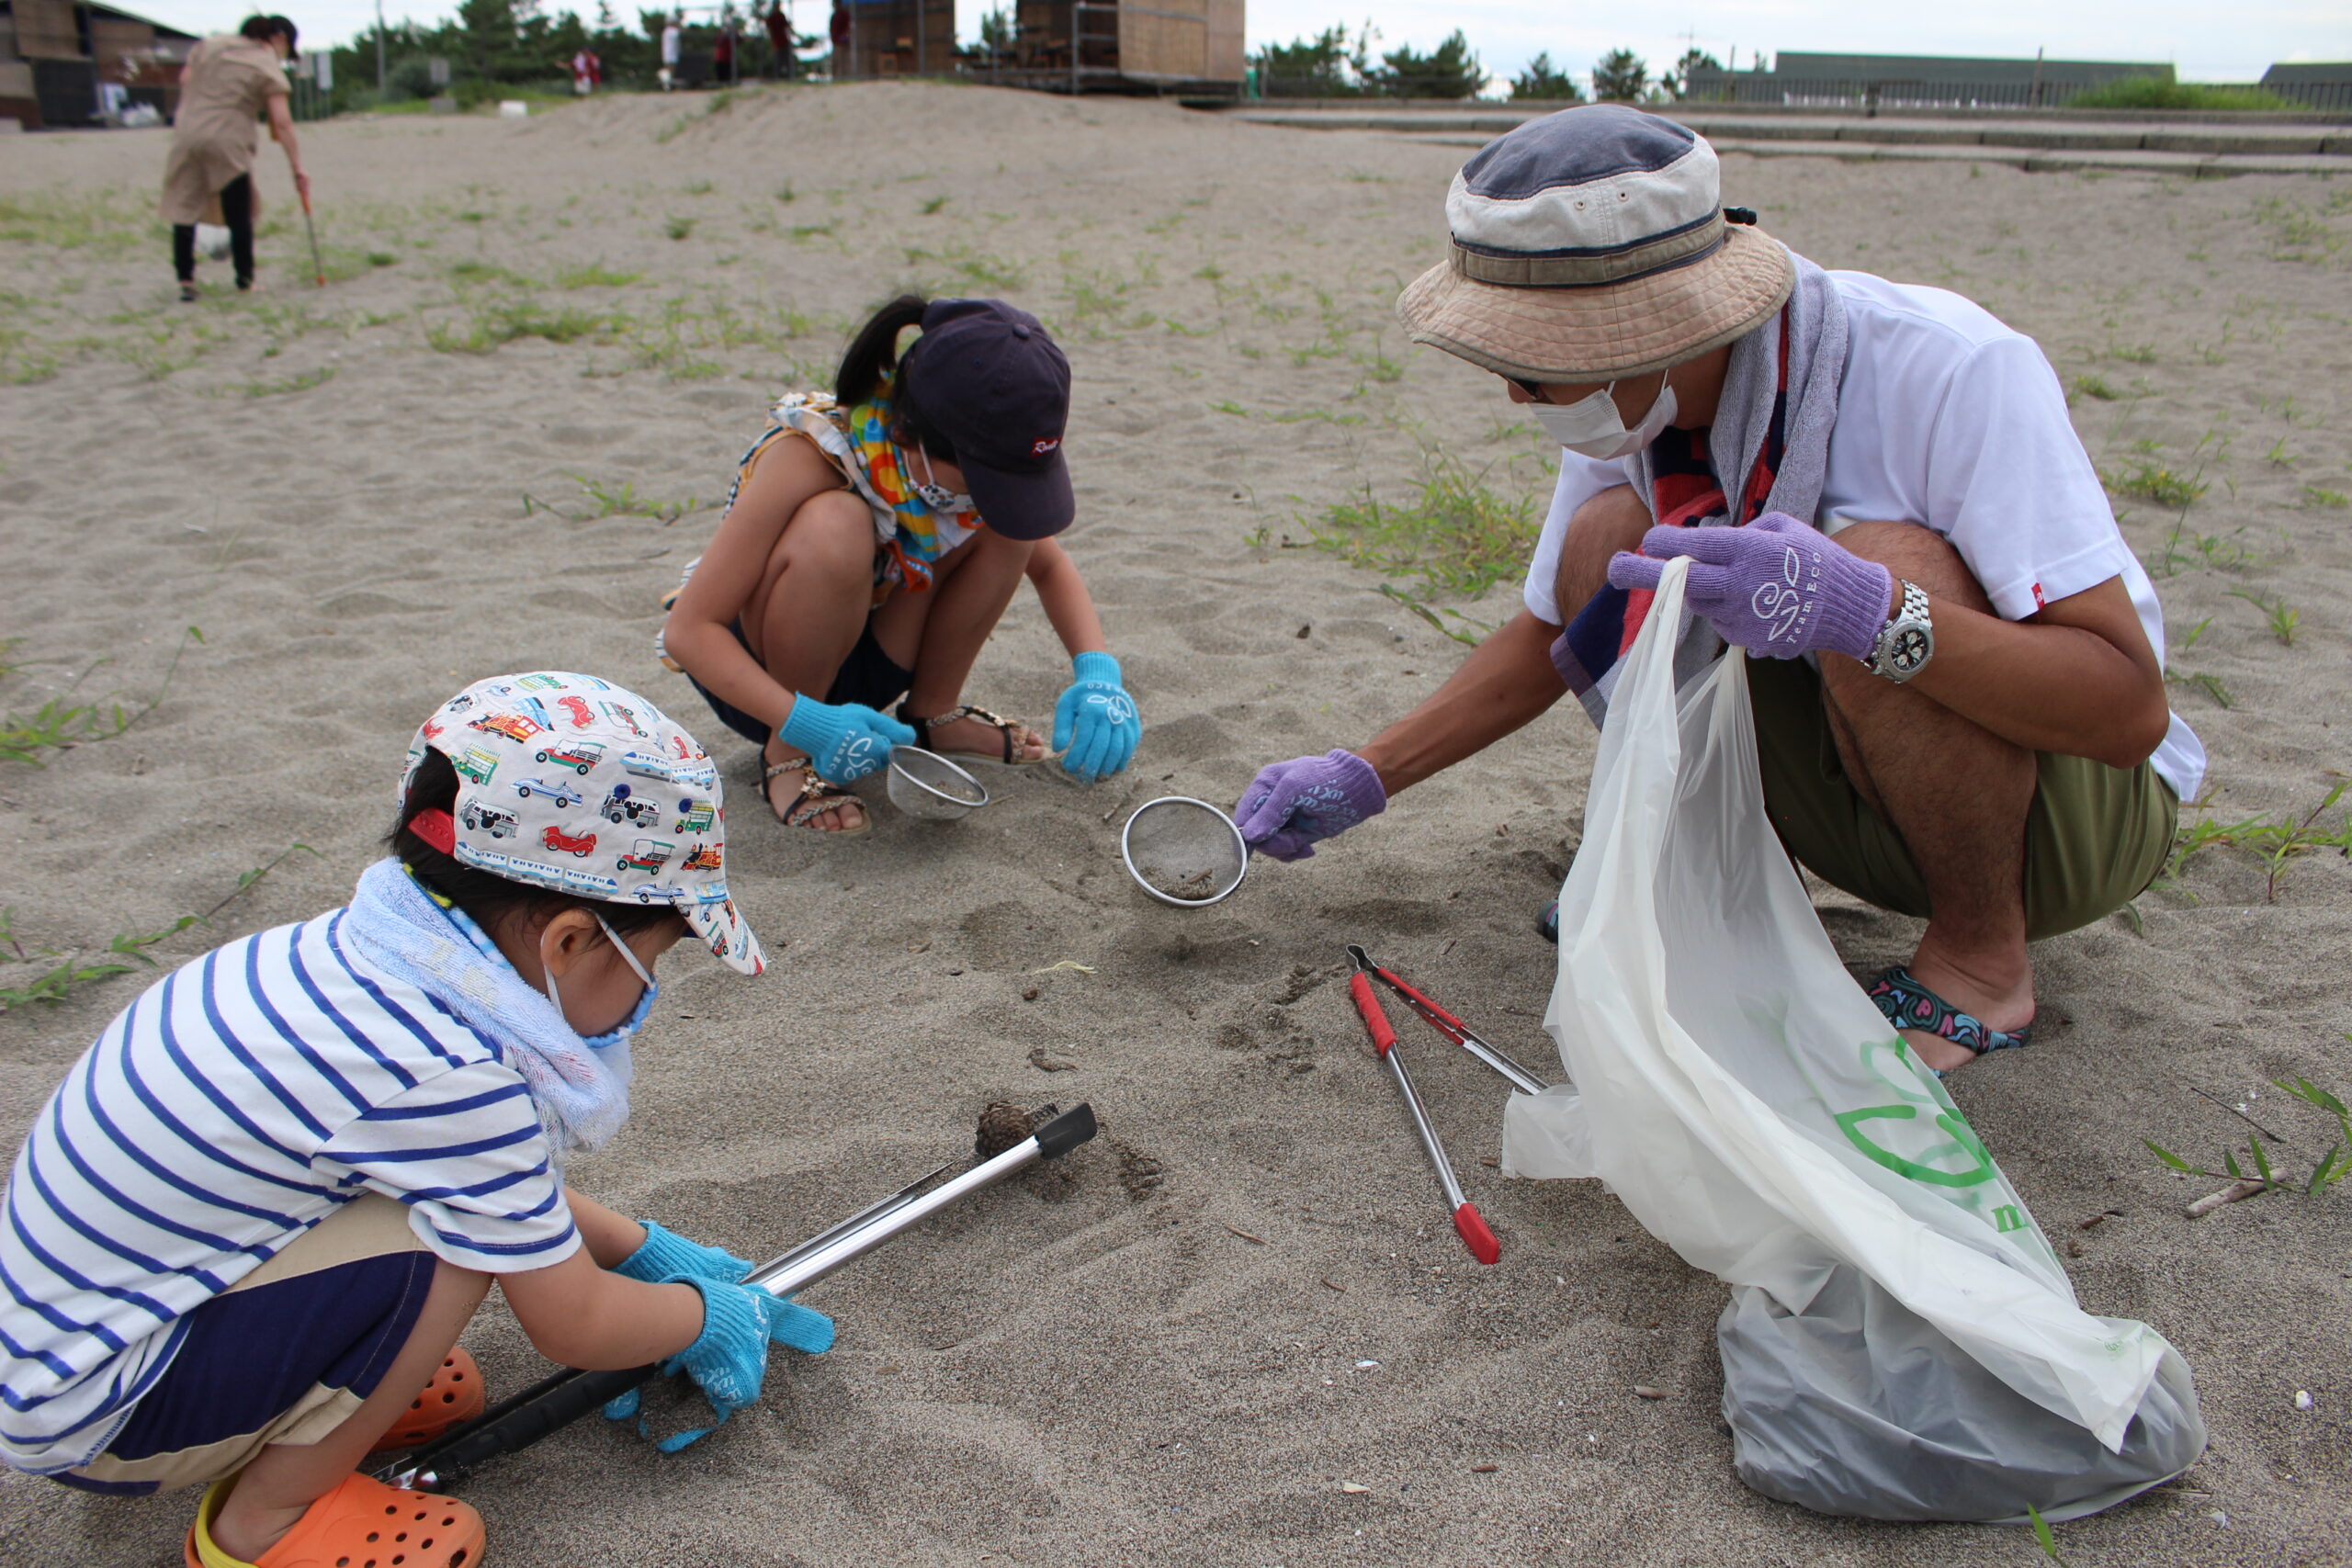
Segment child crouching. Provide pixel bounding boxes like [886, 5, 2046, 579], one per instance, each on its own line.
[0, 673, 820, 1567]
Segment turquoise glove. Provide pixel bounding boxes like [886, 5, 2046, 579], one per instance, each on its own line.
[613, 1220, 750, 1286]
[603, 1275, 835, 1451]
[778, 695, 916, 784]
[1051, 650, 1140, 782]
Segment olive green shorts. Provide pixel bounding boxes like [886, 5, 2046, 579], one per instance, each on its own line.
[1747, 656, 2177, 942]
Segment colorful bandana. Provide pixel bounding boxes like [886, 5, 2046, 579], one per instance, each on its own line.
[400, 671, 764, 976]
[842, 376, 983, 592]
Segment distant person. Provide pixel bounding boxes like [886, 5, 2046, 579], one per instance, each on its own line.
[659, 297, 1142, 834]
[765, 0, 793, 79]
[660, 12, 683, 90]
[159, 15, 309, 302]
[713, 19, 736, 85]
[1238, 107, 2199, 1076]
[829, 0, 849, 73]
[571, 45, 602, 95]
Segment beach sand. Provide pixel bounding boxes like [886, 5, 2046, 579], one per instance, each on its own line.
[3, 84, 2349, 1567]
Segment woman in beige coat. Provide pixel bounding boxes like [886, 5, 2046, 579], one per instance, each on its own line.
[160, 16, 311, 301]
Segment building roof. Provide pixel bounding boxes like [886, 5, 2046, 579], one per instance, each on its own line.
[2260, 62, 2352, 85]
[0, 0, 201, 43]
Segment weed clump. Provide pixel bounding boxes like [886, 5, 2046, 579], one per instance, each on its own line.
[1309, 455, 1539, 602]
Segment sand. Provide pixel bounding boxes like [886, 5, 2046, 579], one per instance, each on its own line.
[4, 84, 2350, 1567]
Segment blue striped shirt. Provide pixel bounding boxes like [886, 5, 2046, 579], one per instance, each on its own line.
[0, 910, 577, 1473]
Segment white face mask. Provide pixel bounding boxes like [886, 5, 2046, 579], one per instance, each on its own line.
[542, 912, 659, 1049]
[911, 446, 974, 514]
[1531, 371, 1679, 462]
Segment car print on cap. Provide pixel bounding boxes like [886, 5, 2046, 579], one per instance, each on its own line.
[403, 671, 763, 976]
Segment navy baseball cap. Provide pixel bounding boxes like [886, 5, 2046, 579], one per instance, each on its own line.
[899, 299, 1074, 541]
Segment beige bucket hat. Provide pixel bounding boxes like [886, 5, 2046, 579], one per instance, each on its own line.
[1396, 105, 1793, 383]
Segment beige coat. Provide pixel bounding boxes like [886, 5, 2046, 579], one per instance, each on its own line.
[158, 36, 288, 226]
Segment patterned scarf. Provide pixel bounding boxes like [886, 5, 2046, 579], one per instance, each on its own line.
[842, 372, 982, 594]
[1554, 249, 1850, 724]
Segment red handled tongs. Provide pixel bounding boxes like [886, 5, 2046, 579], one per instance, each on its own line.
[1348, 944, 1550, 1095]
[1347, 944, 1500, 1265]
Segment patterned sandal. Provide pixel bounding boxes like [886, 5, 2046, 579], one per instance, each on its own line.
[367, 1348, 484, 1453]
[763, 758, 870, 836]
[899, 703, 1043, 768]
[186, 1472, 484, 1568]
[1868, 965, 2032, 1060]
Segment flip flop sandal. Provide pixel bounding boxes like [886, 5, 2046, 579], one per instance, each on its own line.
[186, 1472, 485, 1568]
[1868, 964, 2032, 1061]
[764, 758, 870, 836]
[899, 703, 1042, 769]
[367, 1348, 484, 1453]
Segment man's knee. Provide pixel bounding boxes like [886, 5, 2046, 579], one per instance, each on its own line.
[1554, 484, 1651, 621]
[1832, 521, 1992, 616]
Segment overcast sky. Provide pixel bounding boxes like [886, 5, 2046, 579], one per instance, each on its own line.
[135, 0, 2349, 85]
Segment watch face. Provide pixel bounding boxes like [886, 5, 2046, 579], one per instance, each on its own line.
[1889, 624, 1930, 673]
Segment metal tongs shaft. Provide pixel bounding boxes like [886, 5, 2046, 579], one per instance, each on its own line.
[1347, 946, 1498, 1266]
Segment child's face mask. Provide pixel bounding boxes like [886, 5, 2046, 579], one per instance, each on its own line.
[543, 913, 660, 1049]
[911, 445, 975, 513]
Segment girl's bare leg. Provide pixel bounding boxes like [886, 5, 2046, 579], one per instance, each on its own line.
[207, 1260, 490, 1563]
[746, 490, 876, 829]
[876, 531, 1045, 761]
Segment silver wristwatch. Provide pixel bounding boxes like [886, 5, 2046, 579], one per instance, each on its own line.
[1867, 579, 1934, 682]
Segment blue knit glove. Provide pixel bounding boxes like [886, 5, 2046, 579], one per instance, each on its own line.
[778, 695, 917, 784]
[613, 1221, 750, 1287]
[603, 1275, 835, 1451]
[1051, 651, 1140, 782]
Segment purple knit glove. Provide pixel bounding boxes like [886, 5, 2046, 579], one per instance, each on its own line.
[1234, 750, 1386, 862]
[1606, 513, 1894, 660]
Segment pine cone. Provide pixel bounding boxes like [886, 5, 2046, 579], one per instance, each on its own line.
[975, 1100, 1036, 1158]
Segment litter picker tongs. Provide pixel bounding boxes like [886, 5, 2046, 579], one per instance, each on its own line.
[1347, 944, 1550, 1096]
[1346, 945, 1500, 1266]
[377, 1103, 1098, 1493]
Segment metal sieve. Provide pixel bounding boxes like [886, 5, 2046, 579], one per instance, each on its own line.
[888, 747, 991, 821]
[1121, 795, 1248, 908]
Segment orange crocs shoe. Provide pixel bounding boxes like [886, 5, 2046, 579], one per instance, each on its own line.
[186, 1472, 486, 1568]
[368, 1348, 485, 1452]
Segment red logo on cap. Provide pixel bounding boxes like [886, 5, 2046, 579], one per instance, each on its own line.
[1031, 437, 1061, 457]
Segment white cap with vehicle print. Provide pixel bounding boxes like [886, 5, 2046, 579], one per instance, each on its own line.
[401, 671, 764, 976]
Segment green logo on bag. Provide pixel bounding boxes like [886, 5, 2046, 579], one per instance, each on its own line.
[1832, 1103, 1998, 1189]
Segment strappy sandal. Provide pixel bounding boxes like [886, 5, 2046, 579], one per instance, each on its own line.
[899, 703, 1043, 768]
[1868, 964, 2032, 1065]
[186, 1472, 484, 1568]
[763, 757, 870, 836]
[368, 1348, 483, 1453]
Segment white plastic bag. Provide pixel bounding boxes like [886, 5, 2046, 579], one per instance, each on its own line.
[1504, 557, 2202, 1520]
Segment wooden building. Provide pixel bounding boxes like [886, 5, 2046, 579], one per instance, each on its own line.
[1, 0, 196, 129]
[833, 0, 956, 80]
[981, 0, 1245, 95]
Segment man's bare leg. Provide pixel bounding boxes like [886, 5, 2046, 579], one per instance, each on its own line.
[1816, 521, 2038, 1073]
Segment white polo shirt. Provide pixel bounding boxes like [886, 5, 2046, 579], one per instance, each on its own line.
[1521, 270, 2204, 802]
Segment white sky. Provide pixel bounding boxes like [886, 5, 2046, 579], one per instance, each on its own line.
[130, 0, 2351, 84]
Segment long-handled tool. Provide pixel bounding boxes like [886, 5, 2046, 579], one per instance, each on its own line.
[378, 1102, 1098, 1492]
[299, 188, 325, 288]
[1347, 949, 1498, 1266]
[1347, 944, 1550, 1095]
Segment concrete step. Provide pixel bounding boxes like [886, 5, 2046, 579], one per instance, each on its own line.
[1392, 130, 2346, 177]
[1233, 107, 2352, 159]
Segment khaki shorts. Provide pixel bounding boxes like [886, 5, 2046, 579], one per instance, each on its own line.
[61, 1194, 431, 1495]
[1747, 656, 2177, 942]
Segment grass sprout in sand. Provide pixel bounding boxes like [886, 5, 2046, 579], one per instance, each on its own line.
[1307, 451, 1540, 601]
